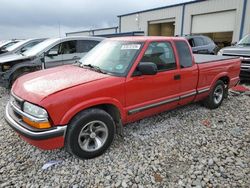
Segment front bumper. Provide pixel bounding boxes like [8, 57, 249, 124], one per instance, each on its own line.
[5, 102, 67, 150]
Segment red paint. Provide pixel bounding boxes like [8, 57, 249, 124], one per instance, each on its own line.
[232, 85, 250, 92]
[19, 135, 64, 150]
[11, 37, 241, 150]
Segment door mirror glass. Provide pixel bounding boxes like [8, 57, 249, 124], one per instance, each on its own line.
[136, 62, 158, 76]
[47, 50, 58, 57]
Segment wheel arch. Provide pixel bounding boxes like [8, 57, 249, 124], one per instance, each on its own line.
[210, 72, 229, 89]
[60, 98, 126, 126]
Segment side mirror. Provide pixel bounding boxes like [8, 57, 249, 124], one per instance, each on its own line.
[231, 41, 237, 46]
[46, 50, 58, 57]
[135, 62, 158, 76]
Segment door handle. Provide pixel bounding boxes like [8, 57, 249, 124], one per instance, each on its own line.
[174, 74, 181, 80]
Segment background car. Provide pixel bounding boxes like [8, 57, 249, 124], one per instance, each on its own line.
[218, 34, 250, 81]
[0, 38, 46, 57]
[0, 36, 104, 88]
[185, 35, 219, 55]
[0, 39, 22, 53]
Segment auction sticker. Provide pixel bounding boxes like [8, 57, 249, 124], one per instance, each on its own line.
[121, 44, 141, 50]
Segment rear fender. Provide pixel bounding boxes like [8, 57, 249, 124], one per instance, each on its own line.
[210, 72, 229, 89]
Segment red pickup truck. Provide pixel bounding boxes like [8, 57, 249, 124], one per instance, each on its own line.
[5, 37, 240, 159]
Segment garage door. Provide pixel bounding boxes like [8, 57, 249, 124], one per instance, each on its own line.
[191, 10, 236, 33]
[148, 19, 175, 36]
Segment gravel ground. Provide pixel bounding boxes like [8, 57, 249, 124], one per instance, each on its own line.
[0, 85, 249, 188]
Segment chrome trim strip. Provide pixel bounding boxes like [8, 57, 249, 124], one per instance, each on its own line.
[180, 91, 197, 99]
[128, 88, 211, 115]
[10, 101, 48, 122]
[197, 88, 210, 94]
[11, 91, 24, 102]
[128, 97, 179, 115]
[5, 103, 67, 139]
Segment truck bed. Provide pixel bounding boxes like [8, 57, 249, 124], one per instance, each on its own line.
[194, 54, 239, 64]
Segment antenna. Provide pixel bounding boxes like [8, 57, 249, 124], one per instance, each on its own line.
[58, 21, 61, 37]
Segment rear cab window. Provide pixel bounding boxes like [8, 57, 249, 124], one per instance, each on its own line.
[174, 41, 193, 68]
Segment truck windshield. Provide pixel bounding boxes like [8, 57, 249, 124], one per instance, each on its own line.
[79, 40, 143, 76]
[238, 34, 250, 46]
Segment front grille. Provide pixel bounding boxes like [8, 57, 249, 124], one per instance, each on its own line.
[242, 60, 250, 65]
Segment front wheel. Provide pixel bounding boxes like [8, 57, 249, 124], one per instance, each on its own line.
[65, 108, 115, 159]
[203, 80, 225, 109]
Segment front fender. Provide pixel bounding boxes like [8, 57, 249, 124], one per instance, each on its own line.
[59, 97, 126, 125]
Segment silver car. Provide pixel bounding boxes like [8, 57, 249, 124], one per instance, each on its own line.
[0, 36, 104, 88]
[0, 38, 45, 57]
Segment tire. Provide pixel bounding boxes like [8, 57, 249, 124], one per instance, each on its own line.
[65, 108, 115, 159]
[203, 80, 225, 109]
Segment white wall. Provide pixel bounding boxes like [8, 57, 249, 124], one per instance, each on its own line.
[120, 6, 182, 36]
[120, 0, 247, 42]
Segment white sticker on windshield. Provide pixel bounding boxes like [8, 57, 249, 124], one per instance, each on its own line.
[121, 44, 141, 50]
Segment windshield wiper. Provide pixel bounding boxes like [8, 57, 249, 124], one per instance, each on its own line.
[81, 64, 107, 74]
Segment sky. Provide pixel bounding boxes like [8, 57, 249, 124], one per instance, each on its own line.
[0, 0, 192, 40]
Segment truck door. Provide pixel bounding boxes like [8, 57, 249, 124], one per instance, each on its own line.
[174, 40, 199, 105]
[125, 41, 180, 121]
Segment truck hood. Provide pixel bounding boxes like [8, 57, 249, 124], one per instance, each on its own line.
[221, 45, 250, 57]
[0, 53, 32, 64]
[13, 65, 110, 103]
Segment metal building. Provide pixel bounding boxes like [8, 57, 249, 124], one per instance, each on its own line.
[66, 27, 119, 37]
[118, 0, 249, 46]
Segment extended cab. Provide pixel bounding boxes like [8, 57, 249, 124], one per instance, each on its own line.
[5, 37, 241, 159]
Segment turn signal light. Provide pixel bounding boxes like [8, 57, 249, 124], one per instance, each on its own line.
[22, 117, 51, 129]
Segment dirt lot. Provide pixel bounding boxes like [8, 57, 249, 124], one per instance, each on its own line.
[0, 85, 249, 187]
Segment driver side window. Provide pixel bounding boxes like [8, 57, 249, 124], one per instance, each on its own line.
[141, 42, 176, 71]
[47, 43, 60, 56]
[47, 41, 77, 56]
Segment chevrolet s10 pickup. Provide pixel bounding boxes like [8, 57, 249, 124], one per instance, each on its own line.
[5, 37, 241, 159]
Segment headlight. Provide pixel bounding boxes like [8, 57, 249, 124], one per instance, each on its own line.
[23, 101, 48, 118]
[217, 50, 223, 56]
[3, 65, 11, 71]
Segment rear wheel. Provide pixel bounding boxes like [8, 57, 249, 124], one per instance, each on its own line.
[203, 80, 225, 109]
[65, 108, 115, 159]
